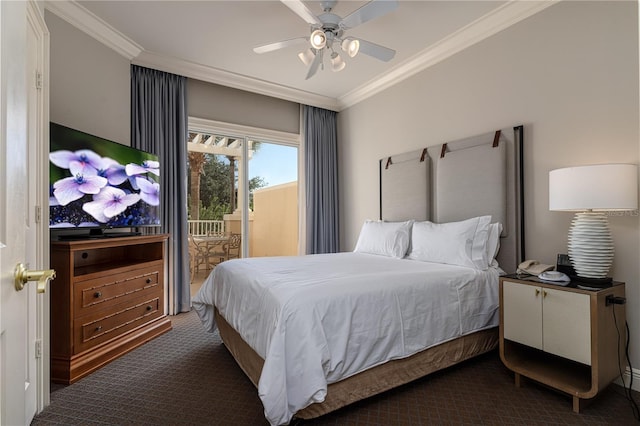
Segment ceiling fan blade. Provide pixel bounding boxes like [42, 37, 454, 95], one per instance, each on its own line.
[253, 37, 307, 54]
[280, 0, 322, 25]
[357, 39, 396, 62]
[340, 0, 398, 30]
[305, 49, 323, 80]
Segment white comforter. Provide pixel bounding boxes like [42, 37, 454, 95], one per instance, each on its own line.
[192, 252, 500, 425]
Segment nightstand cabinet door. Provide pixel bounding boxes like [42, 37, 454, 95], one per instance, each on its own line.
[543, 287, 591, 365]
[503, 280, 543, 350]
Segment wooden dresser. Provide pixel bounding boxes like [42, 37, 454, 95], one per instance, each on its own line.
[50, 234, 173, 384]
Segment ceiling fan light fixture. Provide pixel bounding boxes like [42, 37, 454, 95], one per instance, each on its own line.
[330, 52, 346, 72]
[298, 48, 315, 66]
[310, 29, 327, 49]
[341, 38, 360, 58]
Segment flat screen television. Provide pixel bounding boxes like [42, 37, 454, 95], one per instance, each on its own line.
[49, 122, 161, 238]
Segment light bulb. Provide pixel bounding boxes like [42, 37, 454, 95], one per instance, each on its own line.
[310, 29, 327, 49]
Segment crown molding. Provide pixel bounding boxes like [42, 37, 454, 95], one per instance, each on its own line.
[45, 0, 142, 59]
[133, 51, 340, 112]
[337, 0, 558, 110]
[45, 0, 556, 112]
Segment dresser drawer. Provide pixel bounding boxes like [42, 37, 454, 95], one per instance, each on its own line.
[74, 264, 161, 316]
[74, 297, 163, 354]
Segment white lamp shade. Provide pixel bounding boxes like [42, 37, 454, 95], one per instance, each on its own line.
[549, 164, 638, 211]
[298, 48, 315, 66]
[330, 52, 345, 72]
[341, 38, 360, 58]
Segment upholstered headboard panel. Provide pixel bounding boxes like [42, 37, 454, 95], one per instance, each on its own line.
[380, 149, 431, 222]
[379, 126, 524, 273]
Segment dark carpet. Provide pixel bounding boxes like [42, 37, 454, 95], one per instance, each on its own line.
[32, 310, 639, 425]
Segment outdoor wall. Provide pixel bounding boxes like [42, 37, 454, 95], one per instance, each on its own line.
[251, 182, 298, 257]
[337, 1, 640, 369]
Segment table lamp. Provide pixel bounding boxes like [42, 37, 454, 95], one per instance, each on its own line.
[549, 164, 638, 287]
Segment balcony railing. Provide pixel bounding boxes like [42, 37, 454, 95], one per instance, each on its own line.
[188, 220, 225, 237]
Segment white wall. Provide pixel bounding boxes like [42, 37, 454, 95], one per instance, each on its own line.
[188, 79, 300, 134]
[46, 11, 130, 145]
[338, 1, 640, 367]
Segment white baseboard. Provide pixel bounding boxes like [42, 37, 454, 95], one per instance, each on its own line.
[615, 366, 640, 392]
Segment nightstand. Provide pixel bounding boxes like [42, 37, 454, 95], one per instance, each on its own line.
[499, 275, 627, 413]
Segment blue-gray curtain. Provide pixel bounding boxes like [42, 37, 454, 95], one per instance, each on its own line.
[304, 105, 339, 254]
[131, 65, 190, 314]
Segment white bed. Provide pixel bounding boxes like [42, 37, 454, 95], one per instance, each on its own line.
[193, 126, 524, 425]
[193, 252, 501, 425]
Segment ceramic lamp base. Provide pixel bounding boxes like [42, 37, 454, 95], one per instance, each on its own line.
[567, 211, 613, 280]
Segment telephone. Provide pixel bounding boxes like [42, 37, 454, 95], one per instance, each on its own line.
[517, 260, 554, 276]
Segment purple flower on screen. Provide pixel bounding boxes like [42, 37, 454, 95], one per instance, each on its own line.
[125, 160, 160, 177]
[82, 186, 141, 223]
[53, 173, 108, 206]
[136, 177, 160, 206]
[50, 149, 102, 176]
[96, 157, 128, 186]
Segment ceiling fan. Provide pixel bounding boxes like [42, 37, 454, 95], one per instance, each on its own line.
[253, 0, 398, 80]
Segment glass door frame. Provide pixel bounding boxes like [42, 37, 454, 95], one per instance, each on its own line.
[188, 117, 301, 258]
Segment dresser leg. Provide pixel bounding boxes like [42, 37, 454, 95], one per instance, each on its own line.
[572, 396, 581, 413]
[514, 372, 522, 388]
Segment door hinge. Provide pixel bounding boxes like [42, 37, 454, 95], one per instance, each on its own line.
[35, 71, 42, 90]
[35, 340, 42, 359]
[35, 206, 41, 224]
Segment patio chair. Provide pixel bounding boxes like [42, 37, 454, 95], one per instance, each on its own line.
[206, 236, 228, 268]
[223, 233, 241, 261]
[188, 234, 208, 281]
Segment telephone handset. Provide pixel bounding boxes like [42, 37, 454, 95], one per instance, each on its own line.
[517, 260, 570, 283]
[517, 260, 554, 276]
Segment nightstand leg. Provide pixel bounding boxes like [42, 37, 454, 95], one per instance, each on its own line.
[572, 396, 581, 413]
[514, 372, 522, 388]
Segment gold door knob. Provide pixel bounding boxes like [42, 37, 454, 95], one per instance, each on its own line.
[14, 263, 56, 294]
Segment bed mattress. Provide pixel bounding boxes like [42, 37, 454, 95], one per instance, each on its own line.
[192, 252, 500, 425]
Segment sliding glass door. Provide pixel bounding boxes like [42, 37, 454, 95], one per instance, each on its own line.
[248, 141, 298, 257]
[187, 118, 300, 270]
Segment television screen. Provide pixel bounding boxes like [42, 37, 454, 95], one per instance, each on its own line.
[49, 123, 161, 232]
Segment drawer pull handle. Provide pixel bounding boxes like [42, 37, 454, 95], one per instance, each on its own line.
[94, 291, 102, 298]
[146, 278, 152, 284]
[95, 325, 102, 332]
[535, 289, 540, 296]
[146, 305, 152, 311]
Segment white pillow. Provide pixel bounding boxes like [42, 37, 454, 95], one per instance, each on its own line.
[408, 216, 492, 270]
[486, 222, 503, 265]
[354, 220, 413, 259]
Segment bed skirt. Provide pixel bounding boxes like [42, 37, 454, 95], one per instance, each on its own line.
[214, 308, 498, 420]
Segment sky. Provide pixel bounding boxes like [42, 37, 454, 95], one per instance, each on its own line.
[248, 142, 298, 187]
